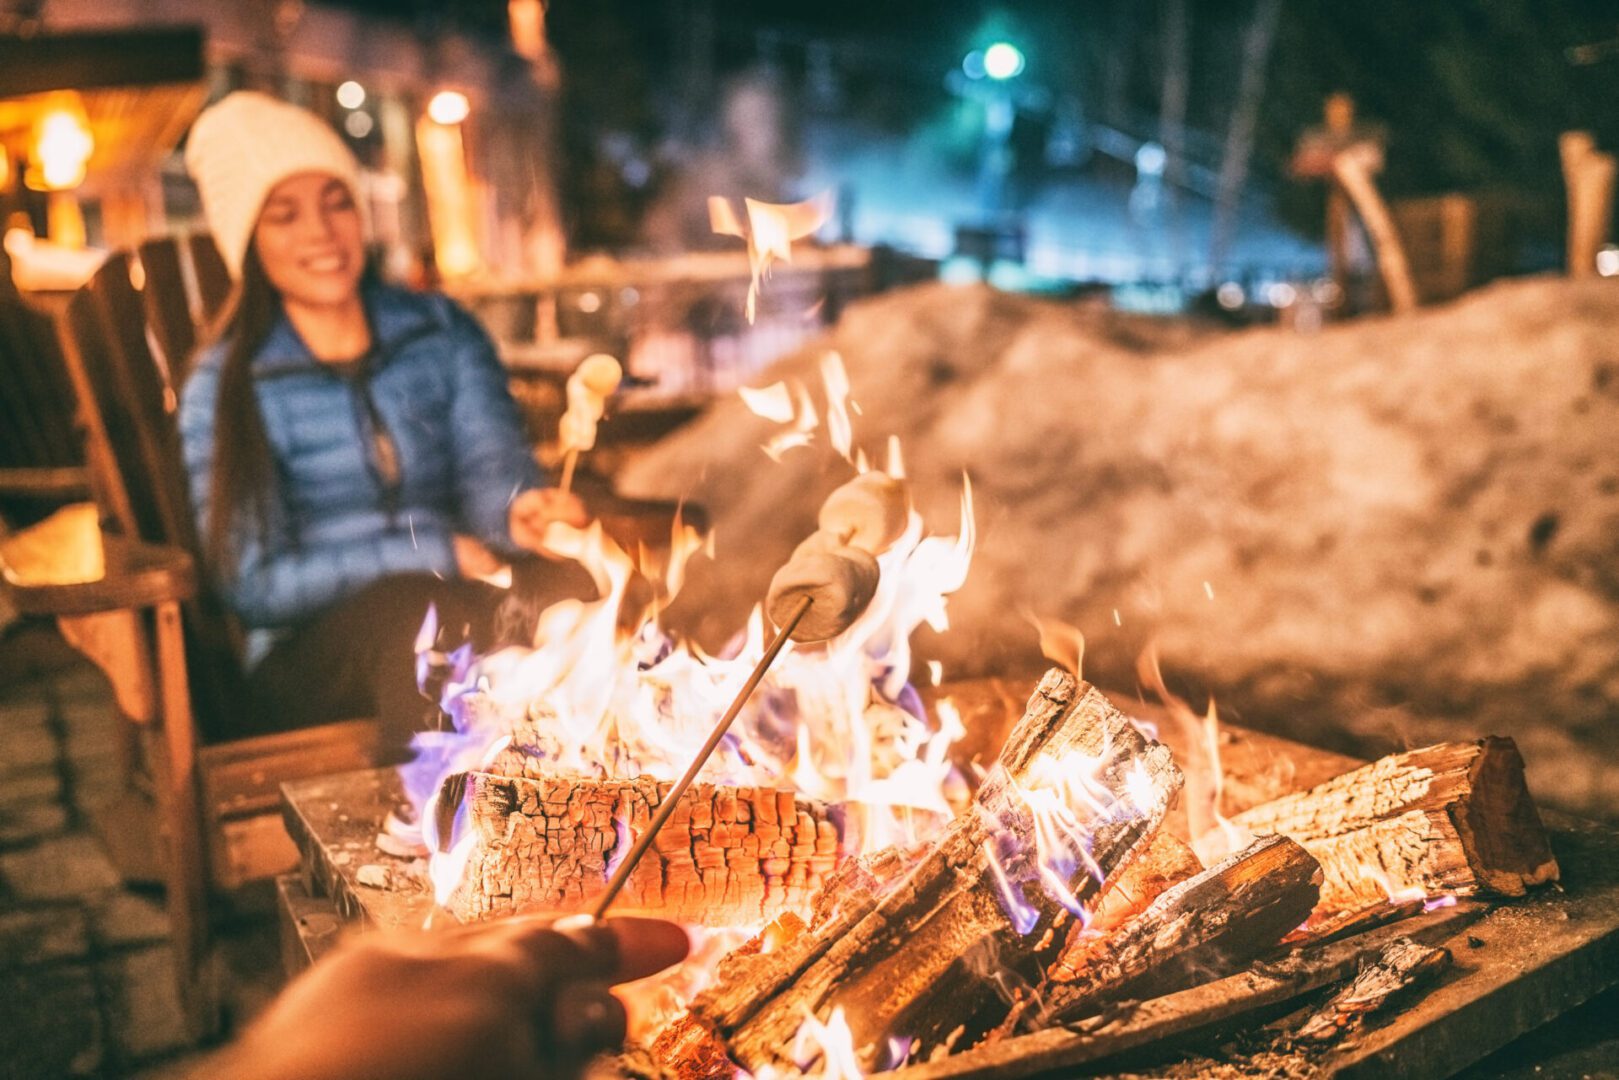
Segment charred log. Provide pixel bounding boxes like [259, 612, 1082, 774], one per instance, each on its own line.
[1230, 737, 1558, 915]
[1293, 937, 1452, 1043]
[691, 669, 1183, 1074]
[1025, 834, 1321, 1028]
[447, 771, 845, 925]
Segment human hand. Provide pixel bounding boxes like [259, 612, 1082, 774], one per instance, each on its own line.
[207, 915, 689, 1080]
[509, 487, 589, 554]
[453, 533, 504, 580]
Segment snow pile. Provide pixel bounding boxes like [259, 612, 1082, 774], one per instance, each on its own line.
[620, 278, 1619, 818]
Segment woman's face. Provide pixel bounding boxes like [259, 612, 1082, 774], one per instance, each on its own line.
[252, 172, 364, 308]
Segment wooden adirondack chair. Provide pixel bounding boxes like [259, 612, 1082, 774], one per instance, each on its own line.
[0, 246, 92, 521]
[1, 234, 700, 1036]
[0, 240, 377, 1037]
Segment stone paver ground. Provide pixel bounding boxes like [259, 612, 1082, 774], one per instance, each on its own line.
[0, 624, 280, 1079]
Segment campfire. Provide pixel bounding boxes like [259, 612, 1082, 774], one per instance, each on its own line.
[384, 357, 1561, 1079]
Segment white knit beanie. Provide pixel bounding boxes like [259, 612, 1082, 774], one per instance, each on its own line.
[184, 91, 364, 278]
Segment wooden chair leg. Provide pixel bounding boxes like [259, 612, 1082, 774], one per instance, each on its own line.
[153, 599, 217, 1038]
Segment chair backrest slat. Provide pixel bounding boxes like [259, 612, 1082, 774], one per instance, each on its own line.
[58, 242, 245, 723]
[138, 236, 198, 382]
[187, 234, 232, 329]
[0, 248, 83, 471]
[69, 252, 198, 552]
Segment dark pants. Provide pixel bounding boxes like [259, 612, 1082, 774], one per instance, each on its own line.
[242, 561, 592, 760]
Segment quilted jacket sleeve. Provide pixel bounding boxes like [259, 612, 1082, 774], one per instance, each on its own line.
[436, 297, 545, 552]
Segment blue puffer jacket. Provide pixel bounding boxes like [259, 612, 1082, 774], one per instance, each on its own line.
[179, 283, 542, 665]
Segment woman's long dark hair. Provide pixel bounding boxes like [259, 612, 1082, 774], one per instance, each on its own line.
[192, 245, 280, 572]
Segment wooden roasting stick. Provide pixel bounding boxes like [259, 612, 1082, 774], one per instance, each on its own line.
[1229, 737, 1558, 921]
[690, 670, 1184, 1074]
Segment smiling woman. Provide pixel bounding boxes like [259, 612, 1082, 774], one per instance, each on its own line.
[178, 91, 591, 753]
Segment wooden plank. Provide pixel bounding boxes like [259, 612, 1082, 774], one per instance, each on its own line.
[210, 812, 299, 891]
[280, 768, 433, 933]
[186, 234, 232, 329]
[0, 27, 204, 97]
[137, 237, 197, 378]
[1321, 815, 1619, 1079]
[199, 719, 379, 819]
[275, 873, 345, 977]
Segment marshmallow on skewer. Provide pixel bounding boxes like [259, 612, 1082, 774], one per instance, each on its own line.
[559, 354, 623, 456]
[817, 471, 908, 556]
[767, 545, 879, 643]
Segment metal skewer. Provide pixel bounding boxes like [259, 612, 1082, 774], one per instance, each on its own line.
[589, 594, 813, 920]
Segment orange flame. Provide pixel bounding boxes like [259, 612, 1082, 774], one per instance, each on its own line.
[1024, 612, 1084, 680]
[709, 190, 833, 323]
[1136, 643, 1251, 864]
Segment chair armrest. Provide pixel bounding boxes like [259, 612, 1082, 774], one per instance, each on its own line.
[1, 534, 196, 616]
[0, 466, 91, 500]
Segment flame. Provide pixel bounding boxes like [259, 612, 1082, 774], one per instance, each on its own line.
[1136, 643, 1251, 864]
[1024, 612, 1084, 679]
[786, 1007, 866, 1080]
[408, 466, 976, 910]
[709, 190, 833, 323]
[739, 381, 796, 423]
[978, 740, 1171, 936]
[821, 352, 853, 462]
[1357, 864, 1459, 913]
[401, 362, 982, 1054]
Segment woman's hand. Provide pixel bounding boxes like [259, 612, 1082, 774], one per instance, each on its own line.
[509, 487, 589, 554]
[204, 915, 689, 1080]
[453, 533, 504, 579]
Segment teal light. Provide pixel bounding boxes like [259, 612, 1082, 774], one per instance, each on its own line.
[982, 42, 1025, 81]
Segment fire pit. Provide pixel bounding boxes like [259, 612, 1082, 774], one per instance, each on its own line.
[276, 363, 1618, 1078]
[279, 673, 1619, 1078]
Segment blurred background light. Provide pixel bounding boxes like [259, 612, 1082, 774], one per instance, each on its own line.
[427, 90, 470, 126]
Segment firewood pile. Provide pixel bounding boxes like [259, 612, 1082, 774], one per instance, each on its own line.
[437, 668, 1559, 1077]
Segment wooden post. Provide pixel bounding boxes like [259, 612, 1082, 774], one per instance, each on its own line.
[1560, 131, 1617, 278]
[1333, 144, 1419, 313]
[1208, 0, 1282, 270]
[155, 599, 215, 1037]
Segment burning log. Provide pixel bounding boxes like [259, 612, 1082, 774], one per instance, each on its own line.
[1022, 834, 1322, 1028]
[689, 669, 1183, 1073]
[1082, 830, 1203, 937]
[1293, 937, 1451, 1043]
[1229, 737, 1558, 916]
[445, 771, 847, 926]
